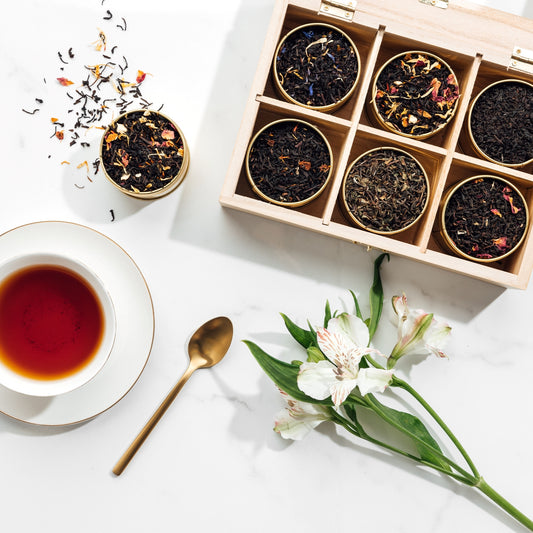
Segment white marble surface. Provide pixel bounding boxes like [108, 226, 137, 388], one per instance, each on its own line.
[0, 0, 532, 531]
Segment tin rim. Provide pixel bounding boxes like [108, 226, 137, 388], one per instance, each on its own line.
[341, 146, 430, 235]
[99, 109, 190, 200]
[439, 175, 529, 263]
[467, 79, 533, 168]
[273, 23, 361, 113]
[370, 50, 460, 140]
[245, 118, 334, 208]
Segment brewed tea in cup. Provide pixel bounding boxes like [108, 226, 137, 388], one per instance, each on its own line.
[0, 253, 115, 396]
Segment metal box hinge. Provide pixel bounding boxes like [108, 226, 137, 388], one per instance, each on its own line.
[419, 0, 449, 9]
[319, 0, 357, 21]
[509, 46, 533, 75]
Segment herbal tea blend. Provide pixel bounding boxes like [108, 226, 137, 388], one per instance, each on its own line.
[469, 80, 533, 166]
[247, 120, 332, 206]
[343, 148, 428, 233]
[101, 110, 186, 195]
[443, 176, 527, 261]
[275, 24, 359, 109]
[373, 52, 460, 137]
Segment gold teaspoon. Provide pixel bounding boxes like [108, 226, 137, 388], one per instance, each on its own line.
[112, 316, 233, 476]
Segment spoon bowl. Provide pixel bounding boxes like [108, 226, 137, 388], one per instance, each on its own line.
[112, 316, 233, 475]
[188, 316, 233, 368]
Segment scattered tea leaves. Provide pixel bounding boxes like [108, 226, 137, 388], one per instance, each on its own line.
[21, 1, 164, 189]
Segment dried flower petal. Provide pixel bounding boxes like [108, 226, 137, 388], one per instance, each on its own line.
[92, 30, 107, 51]
[493, 236, 509, 251]
[503, 189, 521, 214]
[136, 70, 148, 84]
[105, 131, 119, 144]
[161, 129, 175, 140]
[57, 77, 74, 87]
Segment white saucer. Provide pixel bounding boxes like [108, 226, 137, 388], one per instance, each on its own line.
[0, 221, 154, 426]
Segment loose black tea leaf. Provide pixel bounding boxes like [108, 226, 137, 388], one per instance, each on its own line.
[101, 110, 184, 194]
[344, 148, 428, 232]
[374, 52, 459, 137]
[275, 25, 358, 108]
[247, 120, 331, 204]
[444, 177, 527, 260]
[470, 81, 533, 166]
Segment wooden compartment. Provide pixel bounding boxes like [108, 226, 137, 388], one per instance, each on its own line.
[220, 0, 533, 288]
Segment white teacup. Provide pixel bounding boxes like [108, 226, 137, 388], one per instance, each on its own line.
[0, 253, 116, 396]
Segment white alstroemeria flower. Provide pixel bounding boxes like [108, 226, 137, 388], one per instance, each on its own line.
[389, 293, 451, 368]
[297, 315, 394, 407]
[274, 390, 331, 440]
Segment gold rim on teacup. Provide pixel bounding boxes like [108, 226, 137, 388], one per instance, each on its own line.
[370, 50, 460, 140]
[273, 23, 361, 113]
[99, 109, 190, 200]
[245, 118, 334, 208]
[438, 175, 529, 263]
[467, 79, 533, 169]
[341, 146, 430, 235]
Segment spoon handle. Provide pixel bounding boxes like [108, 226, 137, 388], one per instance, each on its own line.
[112, 362, 197, 476]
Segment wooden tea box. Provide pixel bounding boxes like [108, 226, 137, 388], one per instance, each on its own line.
[219, 0, 533, 289]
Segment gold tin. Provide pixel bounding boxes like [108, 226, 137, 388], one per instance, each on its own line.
[245, 118, 333, 208]
[341, 146, 430, 235]
[467, 79, 533, 168]
[438, 175, 529, 263]
[273, 23, 361, 113]
[370, 50, 460, 140]
[100, 109, 190, 200]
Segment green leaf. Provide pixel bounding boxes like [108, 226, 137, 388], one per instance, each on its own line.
[367, 253, 390, 342]
[366, 394, 452, 472]
[349, 290, 364, 321]
[244, 340, 332, 406]
[280, 313, 316, 349]
[306, 345, 324, 363]
[324, 300, 332, 328]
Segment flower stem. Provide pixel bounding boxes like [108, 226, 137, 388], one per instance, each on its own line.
[394, 377, 479, 478]
[364, 393, 475, 481]
[476, 478, 533, 531]
[330, 410, 473, 484]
